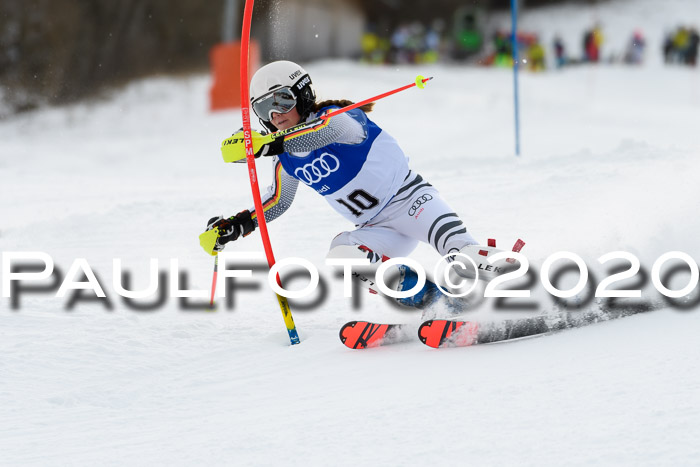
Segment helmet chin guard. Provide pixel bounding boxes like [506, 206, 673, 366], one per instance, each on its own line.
[250, 60, 316, 131]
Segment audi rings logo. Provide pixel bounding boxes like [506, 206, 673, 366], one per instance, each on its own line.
[408, 194, 433, 216]
[294, 153, 340, 185]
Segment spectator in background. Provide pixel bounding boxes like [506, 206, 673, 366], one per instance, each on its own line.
[583, 29, 594, 61]
[527, 36, 546, 71]
[553, 35, 567, 68]
[672, 27, 690, 63]
[423, 20, 443, 64]
[624, 30, 645, 65]
[361, 29, 380, 63]
[492, 30, 513, 67]
[663, 26, 699, 67]
[404, 22, 425, 63]
[367, 21, 446, 65]
[389, 24, 410, 64]
[663, 31, 675, 64]
[360, 24, 391, 64]
[583, 24, 603, 62]
[687, 28, 699, 66]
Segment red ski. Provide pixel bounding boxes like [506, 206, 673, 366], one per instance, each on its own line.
[339, 321, 412, 349]
[342, 299, 658, 350]
[418, 303, 657, 348]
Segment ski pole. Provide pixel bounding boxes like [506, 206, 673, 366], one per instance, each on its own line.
[208, 255, 218, 309]
[221, 75, 433, 163]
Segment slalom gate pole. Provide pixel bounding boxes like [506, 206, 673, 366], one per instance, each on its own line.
[240, 0, 300, 345]
[511, 0, 521, 156]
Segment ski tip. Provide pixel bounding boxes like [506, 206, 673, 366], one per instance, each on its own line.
[418, 320, 440, 348]
[418, 319, 478, 348]
[339, 321, 359, 346]
[339, 321, 398, 350]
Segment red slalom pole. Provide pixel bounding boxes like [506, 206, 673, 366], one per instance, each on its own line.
[240, 0, 300, 345]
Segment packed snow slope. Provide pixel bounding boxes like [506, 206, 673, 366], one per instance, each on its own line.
[2, 6, 700, 467]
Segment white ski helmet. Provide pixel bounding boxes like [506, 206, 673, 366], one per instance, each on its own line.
[249, 60, 316, 131]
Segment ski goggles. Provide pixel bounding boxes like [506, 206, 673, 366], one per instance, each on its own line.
[252, 87, 297, 122]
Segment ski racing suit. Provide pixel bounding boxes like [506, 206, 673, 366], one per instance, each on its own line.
[246, 105, 478, 260]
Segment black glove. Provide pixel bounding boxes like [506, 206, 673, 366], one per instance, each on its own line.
[205, 210, 255, 252]
[254, 133, 285, 158]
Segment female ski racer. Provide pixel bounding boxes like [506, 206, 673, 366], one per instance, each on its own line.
[204, 61, 507, 307]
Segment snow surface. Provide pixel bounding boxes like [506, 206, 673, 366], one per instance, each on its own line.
[2, 1, 700, 465]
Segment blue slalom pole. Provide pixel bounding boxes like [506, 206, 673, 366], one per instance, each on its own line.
[511, 0, 521, 156]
